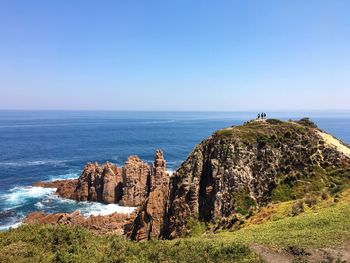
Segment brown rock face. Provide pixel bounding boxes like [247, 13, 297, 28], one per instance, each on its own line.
[128, 150, 169, 241]
[33, 179, 78, 199]
[103, 164, 123, 204]
[73, 162, 123, 204]
[36, 156, 153, 207]
[29, 150, 167, 238]
[162, 119, 350, 239]
[151, 149, 167, 190]
[29, 119, 350, 242]
[24, 210, 136, 235]
[120, 156, 150, 207]
[74, 162, 102, 202]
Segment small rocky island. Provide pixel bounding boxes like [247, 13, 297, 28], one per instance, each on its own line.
[27, 118, 350, 241]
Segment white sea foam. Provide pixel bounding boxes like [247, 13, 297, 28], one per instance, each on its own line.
[0, 221, 22, 231]
[34, 201, 45, 209]
[1, 185, 135, 231]
[78, 203, 135, 217]
[166, 169, 175, 175]
[3, 186, 56, 208]
[0, 159, 67, 167]
[43, 194, 135, 217]
[48, 172, 79, 181]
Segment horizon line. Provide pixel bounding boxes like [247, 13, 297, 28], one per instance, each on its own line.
[0, 109, 350, 113]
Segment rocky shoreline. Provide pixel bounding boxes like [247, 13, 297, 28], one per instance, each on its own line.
[27, 150, 170, 237]
[26, 118, 350, 241]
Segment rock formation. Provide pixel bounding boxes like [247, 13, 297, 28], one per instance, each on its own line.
[161, 118, 350, 238]
[40, 157, 150, 206]
[103, 163, 123, 204]
[30, 118, 350, 241]
[73, 162, 124, 204]
[119, 156, 150, 207]
[34, 179, 78, 199]
[128, 150, 169, 241]
[30, 150, 168, 237]
[24, 210, 136, 235]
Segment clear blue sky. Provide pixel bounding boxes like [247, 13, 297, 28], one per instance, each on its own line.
[0, 0, 349, 111]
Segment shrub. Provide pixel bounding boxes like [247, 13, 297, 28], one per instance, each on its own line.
[290, 200, 304, 217]
[303, 194, 317, 208]
[233, 190, 257, 216]
[271, 184, 293, 202]
[266, 119, 283, 124]
[321, 191, 329, 200]
[296, 118, 318, 128]
[0, 224, 263, 263]
[186, 219, 207, 237]
[215, 129, 233, 137]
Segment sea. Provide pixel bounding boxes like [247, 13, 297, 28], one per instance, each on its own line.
[0, 110, 349, 231]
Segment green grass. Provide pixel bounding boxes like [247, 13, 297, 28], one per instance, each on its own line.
[1, 190, 350, 262]
[0, 224, 262, 263]
[214, 119, 308, 144]
[216, 189, 350, 249]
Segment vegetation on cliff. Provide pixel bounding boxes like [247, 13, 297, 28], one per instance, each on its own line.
[164, 118, 350, 239]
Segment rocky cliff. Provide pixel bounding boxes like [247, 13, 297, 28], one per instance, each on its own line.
[32, 118, 350, 241]
[129, 118, 350, 240]
[128, 150, 169, 241]
[163, 118, 350, 238]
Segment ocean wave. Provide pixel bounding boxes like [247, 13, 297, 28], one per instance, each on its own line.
[0, 184, 135, 230]
[0, 159, 67, 167]
[41, 194, 136, 216]
[79, 202, 135, 216]
[47, 172, 80, 181]
[2, 186, 56, 209]
[0, 221, 22, 231]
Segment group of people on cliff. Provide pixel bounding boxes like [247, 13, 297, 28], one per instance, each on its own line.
[257, 112, 267, 119]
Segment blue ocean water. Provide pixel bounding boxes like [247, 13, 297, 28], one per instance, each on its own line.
[0, 110, 349, 230]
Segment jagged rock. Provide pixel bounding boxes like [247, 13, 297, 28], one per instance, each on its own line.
[24, 210, 137, 235]
[55, 162, 124, 204]
[74, 162, 103, 202]
[129, 150, 169, 241]
[34, 179, 78, 199]
[31, 118, 350, 241]
[161, 119, 350, 239]
[151, 149, 167, 190]
[35, 157, 151, 206]
[103, 163, 123, 204]
[120, 156, 150, 207]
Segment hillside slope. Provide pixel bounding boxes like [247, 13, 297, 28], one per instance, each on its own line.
[147, 118, 350, 239]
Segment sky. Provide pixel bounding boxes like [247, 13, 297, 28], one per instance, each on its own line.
[0, 0, 349, 111]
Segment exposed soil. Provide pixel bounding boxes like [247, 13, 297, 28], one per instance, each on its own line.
[318, 130, 350, 157]
[250, 243, 350, 263]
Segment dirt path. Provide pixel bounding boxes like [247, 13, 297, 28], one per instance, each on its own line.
[250, 243, 350, 263]
[249, 245, 293, 263]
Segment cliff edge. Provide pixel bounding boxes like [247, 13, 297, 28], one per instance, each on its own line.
[131, 118, 350, 240]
